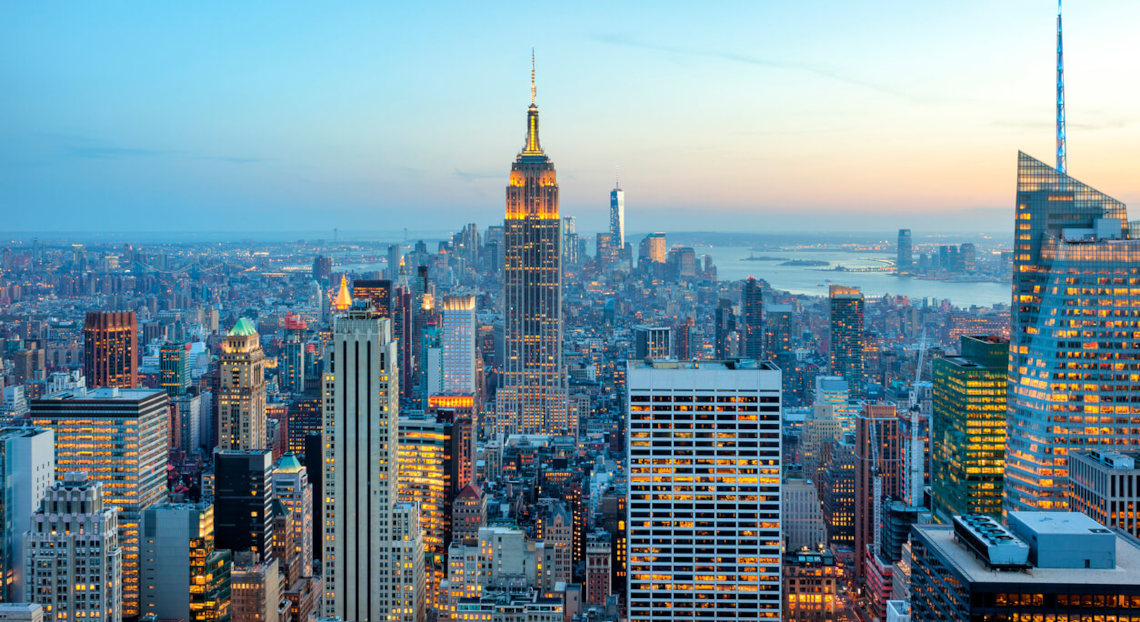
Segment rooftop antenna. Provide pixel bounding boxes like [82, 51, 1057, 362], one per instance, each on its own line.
[1056, 0, 1067, 173]
[530, 48, 536, 105]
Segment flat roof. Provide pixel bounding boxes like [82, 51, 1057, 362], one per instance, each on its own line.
[1010, 511, 1110, 536]
[630, 359, 778, 372]
[915, 524, 1140, 586]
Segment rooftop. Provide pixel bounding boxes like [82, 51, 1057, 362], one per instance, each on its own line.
[915, 523, 1140, 585]
[228, 317, 258, 337]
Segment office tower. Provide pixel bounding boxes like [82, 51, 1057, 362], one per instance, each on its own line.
[230, 552, 280, 622]
[140, 502, 232, 622]
[828, 285, 865, 394]
[24, 473, 121, 622]
[638, 233, 666, 267]
[609, 181, 625, 249]
[499, 58, 565, 436]
[822, 433, 856, 546]
[31, 387, 167, 617]
[1068, 450, 1140, 537]
[740, 277, 764, 359]
[814, 375, 857, 435]
[352, 279, 392, 318]
[764, 304, 794, 362]
[854, 404, 902, 581]
[311, 255, 332, 284]
[323, 305, 400, 621]
[562, 216, 578, 265]
[160, 341, 191, 396]
[713, 298, 735, 360]
[441, 295, 477, 395]
[397, 414, 455, 612]
[783, 547, 841, 622]
[0, 428, 54, 602]
[219, 318, 267, 451]
[911, 513, 1140, 621]
[451, 484, 486, 542]
[387, 245, 402, 282]
[595, 232, 614, 267]
[272, 455, 314, 578]
[214, 450, 273, 560]
[627, 360, 782, 620]
[897, 229, 913, 273]
[281, 313, 307, 395]
[391, 504, 425, 622]
[867, 500, 930, 620]
[585, 530, 612, 605]
[83, 310, 138, 388]
[393, 285, 414, 400]
[783, 476, 827, 551]
[931, 336, 1008, 520]
[632, 325, 671, 359]
[674, 317, 693, 360]
[535, 503, 572, 591]
[1006, 152, 1140, 512]
[959, 242, 977, 272]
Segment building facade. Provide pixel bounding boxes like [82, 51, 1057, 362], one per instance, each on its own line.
[0, 428, 54, 603]
[931, 335, 1008, 520]
[627, 360, 782, 620]
[30, 388, 167, 617]
[323, 306, 400, 621]
[829, 286, 865, 395]
[140, 502, 232, 622]
[1068, 450, 1140, 538]
[1006, 152, 1140, 512]
[24, 474, 122, 622]
[218, 318, 268, 451]
[83, 310, 138, 389]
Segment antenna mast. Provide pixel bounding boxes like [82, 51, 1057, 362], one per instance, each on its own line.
[1056, 0, 1067, 173]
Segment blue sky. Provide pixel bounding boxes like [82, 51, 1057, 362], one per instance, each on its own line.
[3, 1, 1139, 236]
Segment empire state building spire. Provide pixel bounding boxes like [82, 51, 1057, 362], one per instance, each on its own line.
[523, 50, 542, 155]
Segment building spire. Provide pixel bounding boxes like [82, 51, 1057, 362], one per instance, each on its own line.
[522, 50, 542, 155]
[1056, 0, 1067, 174]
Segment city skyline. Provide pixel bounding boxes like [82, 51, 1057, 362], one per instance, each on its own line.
[4, 2, 1140, 234]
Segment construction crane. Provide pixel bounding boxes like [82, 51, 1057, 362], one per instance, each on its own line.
[903, 326, 928, 507]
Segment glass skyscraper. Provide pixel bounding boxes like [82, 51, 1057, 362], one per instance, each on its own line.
[828, 285, 865, 395]
[931, 335, 1008, 520]
[609, 182, 625, 250]
[1005, 151, 1140, 511]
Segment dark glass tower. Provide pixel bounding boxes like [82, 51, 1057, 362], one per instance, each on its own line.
[829, 285, 865, 395]
[740, 277, 764, 359]
[499, 58, 565, 434]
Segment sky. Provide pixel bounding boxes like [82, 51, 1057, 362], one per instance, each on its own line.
[2, 1, 1139, 237]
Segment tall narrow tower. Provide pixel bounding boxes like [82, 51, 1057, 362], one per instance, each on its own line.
[1056, 0, 1067, 173]
[499, 53, 566, 435]
[609, 179, 625, 251]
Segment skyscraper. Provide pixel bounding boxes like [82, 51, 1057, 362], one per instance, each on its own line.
[931, 335, 1008, 520]
[499, 55, 565, 435]
[219, 318, 267, 451]
[352, 279, 392, 318]
[24, 474, 122, 622]
[272, 454, 314, 579]
[1005, 152, 1140, 512]
[740, 277, 764, 359]
[0, 428, 54, 603]
[214, 449, 273, 559]
[854, 403, 902, 582]
[281, 313, 307, 394]
[633, 326, 672, 359]
[441, 295, 477, 396]
[829, 285, 865, 395]
[714, 298, 736, 360]
[897, 229, 913, 274]
[140, 502, 232, 622]
[609, 181, 625, 250]
[160, 342, 190, 397]
[83, 310, 138, 389]
[323, 305, 400, 621]
[627, 359, 783, 620]
[31, 387, 168, 618]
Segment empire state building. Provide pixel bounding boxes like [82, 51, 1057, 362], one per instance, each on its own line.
[497, 56, 567, 435]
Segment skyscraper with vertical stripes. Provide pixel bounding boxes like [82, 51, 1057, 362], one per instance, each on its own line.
[498, 55, 565, 435]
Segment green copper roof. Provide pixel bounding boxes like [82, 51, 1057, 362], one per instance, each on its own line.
[276, 454, 303, 473]
[228, 317, 258, 337]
